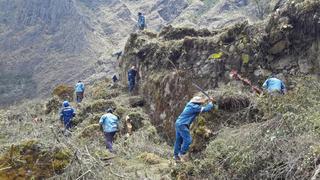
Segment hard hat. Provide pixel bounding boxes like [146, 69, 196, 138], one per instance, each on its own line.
[63, 101, 70, 107]
[190, 96, 205, 104]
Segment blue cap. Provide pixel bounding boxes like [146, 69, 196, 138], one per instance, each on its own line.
[63, 101, 69, 107]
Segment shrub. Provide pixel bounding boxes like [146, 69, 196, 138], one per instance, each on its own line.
[52, 84, 74, 101]
[0, 140, 72, 179]
[45, 97, 61, 114]
[194, 77, 320, 179]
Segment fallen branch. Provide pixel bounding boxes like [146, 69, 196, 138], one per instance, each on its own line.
[76, 170, 92, 180]
[85, 145, 100, 164]
[100, 156, 117, 161]
[109, 167, 126, 179]
[311, 164, 320, 180]
[0, 166, 11, 172]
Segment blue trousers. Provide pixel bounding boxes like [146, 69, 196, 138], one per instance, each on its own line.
[64, 119, 72, 130]
[76, 92, 84, 103]
[174, 125, 192, 157]
[128, 80, 135, 92]
[104, 131, 117, 152]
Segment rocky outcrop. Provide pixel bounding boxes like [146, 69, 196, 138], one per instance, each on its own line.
[120, 0, 320, 141]
[264, 0, 320, 74]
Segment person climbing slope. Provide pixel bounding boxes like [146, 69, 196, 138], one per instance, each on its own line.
[60, 101, 76, 131]
[137, 12, 146, 30]
[112, 74, 118, 84]
[112, 50, 123, 60]
[75, 81, 85, 103]
[128, 66, 138, 93]
[174, 96, 216, 162]
[262, 75, 287, 95]
[99, 108, 120, 153]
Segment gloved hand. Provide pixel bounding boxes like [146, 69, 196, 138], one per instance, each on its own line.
[207, 97, 216, 104]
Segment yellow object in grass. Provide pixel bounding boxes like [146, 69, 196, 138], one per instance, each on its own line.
[241, 54, 250, 64]
[209, 52, 223, 60]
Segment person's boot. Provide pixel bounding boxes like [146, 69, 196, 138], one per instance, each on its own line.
[179, 154, 189, 162]
[173, 155, 181, 162]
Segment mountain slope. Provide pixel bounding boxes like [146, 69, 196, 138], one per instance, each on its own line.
[0, 0, 319, 179]
[0, 0, 283, 107]
[0, 0, 101, 106]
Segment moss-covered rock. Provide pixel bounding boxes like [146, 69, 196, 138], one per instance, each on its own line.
[52, 84, 74, 101]
[0, 140, 72, 179]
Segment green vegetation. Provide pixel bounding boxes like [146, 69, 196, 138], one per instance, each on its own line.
[52, 84, 74, 101]
[0, 140, 72, 179]
[0, 80, 172, 179]
[173, 77, 320, 179]
[1, 0, 319, 179]
[1, 72, 320, 179]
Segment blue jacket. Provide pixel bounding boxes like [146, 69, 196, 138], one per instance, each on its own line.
[138, 15, 145, 28]
[99, 113, 119, 133]
[75, 82, 85, 93]
[175, 102, 214, 127]
[128, 69, 137, 82]
[262, 78, 286, 93]
[60, 106, 75, 123]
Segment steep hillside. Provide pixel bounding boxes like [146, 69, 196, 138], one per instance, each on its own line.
[0, 80, 173, 179]
[0, 0, 319, 179]
[118, 0, 320, 178]
[0, 0, 103, 106]
[0, 0, 285, 107]
[0, 0, 189, 106]
[120, 0, 320, 140]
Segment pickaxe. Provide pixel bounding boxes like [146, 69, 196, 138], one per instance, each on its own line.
[229, 69, 262, 95]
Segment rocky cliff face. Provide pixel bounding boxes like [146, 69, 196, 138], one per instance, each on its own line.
[120, 0, 320, 140]
[264, 0, 320, 74]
